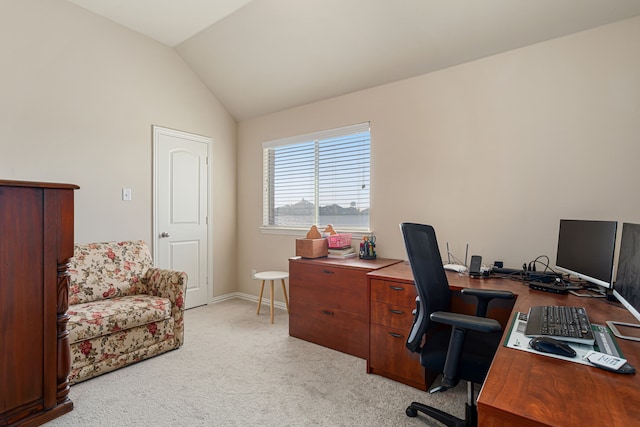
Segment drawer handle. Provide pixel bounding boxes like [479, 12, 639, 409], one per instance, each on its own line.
[321, 269, 334, 275]
[389, 332, 404, 338]
[321, 309, 335, 316]
[389, 286, 404, 291]
[389, 309, 404, 315]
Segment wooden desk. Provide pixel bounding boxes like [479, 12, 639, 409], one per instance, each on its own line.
[289, 257, 402, 358]
[367, 262, 640, 427]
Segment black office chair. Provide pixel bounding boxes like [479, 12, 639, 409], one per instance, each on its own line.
[400, 223, 514, 427]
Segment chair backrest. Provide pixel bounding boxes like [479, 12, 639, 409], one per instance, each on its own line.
[400, 223, 451, 352]
[68, 240, 153, 305]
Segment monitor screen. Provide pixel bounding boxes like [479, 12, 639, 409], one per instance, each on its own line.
[555, 219, 617, 288]
[612, 222, 640, 323]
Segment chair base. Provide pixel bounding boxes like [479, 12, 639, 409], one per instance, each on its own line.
[405, 401, 477, 427]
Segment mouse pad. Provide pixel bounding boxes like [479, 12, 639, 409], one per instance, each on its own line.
[503, 312, 596, 366]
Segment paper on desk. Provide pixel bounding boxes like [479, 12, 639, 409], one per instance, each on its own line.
[504, 312, 594, 366]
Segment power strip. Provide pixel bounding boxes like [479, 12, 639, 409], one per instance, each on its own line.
[528, 281, 568, 294]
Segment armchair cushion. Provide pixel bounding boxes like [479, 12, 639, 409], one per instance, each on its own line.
[67, 295, 172, 344]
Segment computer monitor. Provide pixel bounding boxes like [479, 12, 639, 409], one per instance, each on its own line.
[555, 219, 617, 289]
[607, 222, 640, 342]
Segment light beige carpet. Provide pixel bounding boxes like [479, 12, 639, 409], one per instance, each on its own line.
[45, 298, 471, 426]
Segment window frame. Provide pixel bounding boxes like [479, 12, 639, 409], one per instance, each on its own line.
[260, 122, 371, 236]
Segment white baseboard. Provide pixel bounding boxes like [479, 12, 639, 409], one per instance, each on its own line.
[210, 292, 288, 311]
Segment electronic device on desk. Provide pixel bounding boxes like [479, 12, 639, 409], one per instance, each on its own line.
[469, 255, 482, 277]
[524, 305, 595, 345]
[443, 242, 468, 273]
[528, 281, 569, 294]
[527, 271, 561, 283]
[491, 266, 524, 277]
[443, 263, 468, 273]
[554, 219, 617, 290]
[529, 336, 576, 357]
[492, 265, 563, 289]
[491, 265, 553, 280]
[607, 222, 640, 342]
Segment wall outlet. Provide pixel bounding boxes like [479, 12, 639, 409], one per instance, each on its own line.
[251, 269, 256, 279]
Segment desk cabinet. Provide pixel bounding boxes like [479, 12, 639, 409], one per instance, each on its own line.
[367, 269, 427, 390]
[0, 180, 77, 426]
[289, 257, 401, 359]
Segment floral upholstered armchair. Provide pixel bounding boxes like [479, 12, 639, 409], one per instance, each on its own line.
[66, 241, 187, 384]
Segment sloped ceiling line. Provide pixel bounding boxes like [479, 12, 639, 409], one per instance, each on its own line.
[65, 0, 640, 121]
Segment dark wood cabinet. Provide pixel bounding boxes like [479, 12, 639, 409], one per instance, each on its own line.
[289, 257, 401, 359]
[1, 180, 78, 426]
[367, 262, 427, 390]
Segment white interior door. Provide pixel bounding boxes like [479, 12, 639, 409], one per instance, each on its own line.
[153, 126, 211, 309]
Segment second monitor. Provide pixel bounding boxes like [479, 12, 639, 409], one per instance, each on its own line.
[608, 222, 640, 341]
[555, 219, 618, 289]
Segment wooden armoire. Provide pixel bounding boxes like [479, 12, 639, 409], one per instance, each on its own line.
[0, 180, 78, 426]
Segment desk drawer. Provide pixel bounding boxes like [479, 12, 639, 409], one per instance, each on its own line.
[370, 301, 415, 330]
[289, 262, 367, 315]
[290, 299, 368, 359]
[369, 323, 425, 390]
[370, 279, 417, 307]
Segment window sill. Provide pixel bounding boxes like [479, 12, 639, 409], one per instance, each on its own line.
[259, 226, 371, 240]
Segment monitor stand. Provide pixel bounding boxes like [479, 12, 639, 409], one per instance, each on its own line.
[606, 321, 640, 342]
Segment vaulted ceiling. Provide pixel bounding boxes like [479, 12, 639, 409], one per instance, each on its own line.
[66, 0, 640, 121]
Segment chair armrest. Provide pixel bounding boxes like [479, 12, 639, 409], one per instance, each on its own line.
[143, 268, 188, 346]
[461, 288, 515, 318]
[431, 311, 503, 389]
[461, 288, 514, 300]
[430, 311, 501, 334]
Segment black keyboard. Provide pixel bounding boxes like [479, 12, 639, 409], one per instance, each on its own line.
[524, 305, 595, 345]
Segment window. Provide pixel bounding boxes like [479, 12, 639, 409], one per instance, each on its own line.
[263, 123, 370, 232]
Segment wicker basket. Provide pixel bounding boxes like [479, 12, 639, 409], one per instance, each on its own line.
[327, 233, 352, 249]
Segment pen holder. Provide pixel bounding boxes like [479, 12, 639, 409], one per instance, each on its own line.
[359, 234, 376, 260]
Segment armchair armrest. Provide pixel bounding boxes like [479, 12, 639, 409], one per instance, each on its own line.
[461, 288, 515, 318]
[143, 268, 188, 346]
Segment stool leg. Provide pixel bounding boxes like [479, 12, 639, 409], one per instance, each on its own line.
[270, 280, 274, 324]
[281, 278, 290, 313]
[256, 280, 265, 315]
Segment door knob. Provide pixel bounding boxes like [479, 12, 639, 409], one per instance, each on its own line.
[160, 232, 170, 238]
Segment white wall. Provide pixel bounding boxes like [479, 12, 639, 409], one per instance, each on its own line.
[0, 0, 238, 297]
[237, 17, 640, 300]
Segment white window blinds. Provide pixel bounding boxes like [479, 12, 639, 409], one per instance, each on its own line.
[263, 122, 370, 231]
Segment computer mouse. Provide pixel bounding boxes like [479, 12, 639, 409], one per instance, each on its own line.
[529, 336, 577, 358]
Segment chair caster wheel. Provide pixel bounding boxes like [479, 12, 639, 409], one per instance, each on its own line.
[406, 406, 418, 417]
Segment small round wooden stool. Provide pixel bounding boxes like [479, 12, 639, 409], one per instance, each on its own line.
[254, 271, 290, 324]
